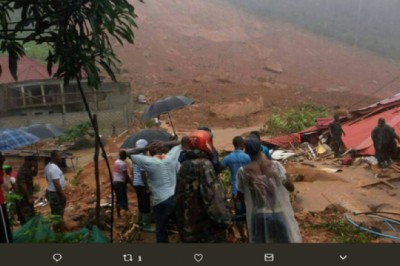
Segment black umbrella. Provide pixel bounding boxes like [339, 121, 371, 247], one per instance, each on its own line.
[21, 123, 66, 139]
[141, 95, 193, 136]
[120, 129, 173, 149]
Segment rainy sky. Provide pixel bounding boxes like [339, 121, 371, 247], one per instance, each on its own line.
[227, 0, 400, 60]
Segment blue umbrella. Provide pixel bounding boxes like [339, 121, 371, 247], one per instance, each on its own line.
[0, 128, 40, 151]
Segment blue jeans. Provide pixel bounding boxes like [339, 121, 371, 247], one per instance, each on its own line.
[153, 196, 175, 243]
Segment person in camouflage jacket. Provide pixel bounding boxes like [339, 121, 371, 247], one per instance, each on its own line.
[175, 130, 232, 243]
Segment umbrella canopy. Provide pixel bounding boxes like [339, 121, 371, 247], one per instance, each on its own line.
[0, 128, 40, 151]
[21, 123, 66, 139]
[120, 129, 172, 149]
[141, 95, 193, 120]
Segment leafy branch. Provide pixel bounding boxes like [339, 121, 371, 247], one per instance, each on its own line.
[0, 0, 143, 88]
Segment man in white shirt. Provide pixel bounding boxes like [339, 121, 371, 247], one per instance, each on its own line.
[45, 150, 67, 221]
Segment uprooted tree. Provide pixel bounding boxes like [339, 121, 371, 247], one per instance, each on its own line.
[0, 0, 143, 242]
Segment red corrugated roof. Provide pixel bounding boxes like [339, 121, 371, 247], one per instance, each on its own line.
[0, 56, 51, 84]
[342, 107, 400, 155]
[351, 93, 400, 116]
[315, 117, 334, 127]
[264, 133, 301, 148]
[264, 117, 333, 147]
[264, 94, 400, 155]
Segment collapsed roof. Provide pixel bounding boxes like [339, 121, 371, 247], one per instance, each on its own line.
[265, 93, 400, 156]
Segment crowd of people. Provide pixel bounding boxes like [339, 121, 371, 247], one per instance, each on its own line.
[2, 115, 399, 244]
[113, 127, 302, 243]
[0, 150, 68, 243]
[1, 126, 304, 244]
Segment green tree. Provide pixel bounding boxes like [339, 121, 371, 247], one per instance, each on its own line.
[0, 0, 142, 87]
[0, 0, 143, 242]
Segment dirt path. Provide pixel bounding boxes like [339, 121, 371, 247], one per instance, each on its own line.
[211, 126, 260, 150]
[288, 161, 400, 214]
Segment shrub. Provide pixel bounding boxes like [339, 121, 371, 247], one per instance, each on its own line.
[266, 113, 286, 134]
[59, 121, 91, 143]
[265, 105, 328, 134]
[219, 169, 232, 197]
[5, 192, 23, 225]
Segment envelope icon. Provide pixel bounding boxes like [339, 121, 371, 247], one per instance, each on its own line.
[264, 253, 274, 262]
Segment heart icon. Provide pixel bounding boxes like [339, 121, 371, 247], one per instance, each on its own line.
[194, 253, 204, 263]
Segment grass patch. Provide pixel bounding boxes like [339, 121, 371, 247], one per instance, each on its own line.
[306, 220, 376, 243]
[0, 42, 50, 64]
[24, 42, 51, 64]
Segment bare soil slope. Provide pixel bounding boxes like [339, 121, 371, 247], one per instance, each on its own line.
[109, 0, 400, 129]
[116, 0, 400, 98]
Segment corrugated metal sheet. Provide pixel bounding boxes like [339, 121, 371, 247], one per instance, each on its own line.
[342, 107, 400, 155]
[264, 118, 333, 147]
[352, 93, 400, 116]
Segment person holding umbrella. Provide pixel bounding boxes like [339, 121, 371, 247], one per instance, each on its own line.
[141, 95, 193, 137]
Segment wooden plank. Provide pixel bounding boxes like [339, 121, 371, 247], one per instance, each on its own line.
[301, 162, 316, 168]
[390, 164, 400, 172]
[381, 180, 397, 189]
[360, 176, 400, 188]
[315, 151, 334, 161]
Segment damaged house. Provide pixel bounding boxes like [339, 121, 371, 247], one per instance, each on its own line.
[264, 93, 400, 157]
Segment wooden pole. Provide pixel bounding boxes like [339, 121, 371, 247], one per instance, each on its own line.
[93, 114, 101, 226]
